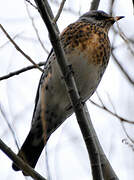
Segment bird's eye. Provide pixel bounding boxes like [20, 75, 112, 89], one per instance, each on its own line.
[94, 15, 108, 20]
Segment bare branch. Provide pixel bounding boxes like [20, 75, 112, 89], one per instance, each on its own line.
[90, 0, 100, 10]
[53, 0, 66, 23]
[0, 104, 19, 150]
[50, 0, 79, 16]
[122, 139, 134, 151]
[25, 0, 38, 9]
[90, 94, 134, 149]
[105, 94, 134, 145]
[34, 0, 103, 179]
[116, 22, 134, 57]
[121, 123, 134, 144]
[112, 52, 134, 86]
[0, 24, 44, 73]
[96, 91, 105, 107]
[89, 99, 134, 125]
[133, 0, 134, 14]
[0, 62, 45, 81]
[25, 1, 49, 54]
[84, 105, 119, 180]
[0, 139, 46, 180]
[109, 0, 115, 15]
[0, 32, 23, 49]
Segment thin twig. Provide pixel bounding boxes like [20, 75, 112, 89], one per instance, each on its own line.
[96, 91, 105, 107]
[91, 94, 134, 145]
[89, 99, 134, 125]
[122, 138, 134, 151]
[121, 123, 134, 144]
[106, 92, 117, 113]
[106, 94, 134, 145]
[53, 0, 66, 23]
[0, 24, 44, 73]
[50, 0, 79, 16]
[0, 104, 19, 150]
[0, 62, 45, 81]
[112, 52, 134, 86]
[0, 139, 46, 180]
[109, 0, 115, 15]
[25, 1, 49, 54]
[116, 22, 134, 57]
[0, 32, 23, 49]
[25, 0, 38, 9]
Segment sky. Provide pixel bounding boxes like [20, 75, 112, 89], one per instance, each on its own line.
[0, 0, 134, 180]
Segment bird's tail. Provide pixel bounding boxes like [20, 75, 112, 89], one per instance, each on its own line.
[12, 129, 44, 174]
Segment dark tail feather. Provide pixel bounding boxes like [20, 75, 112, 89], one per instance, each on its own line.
[12, 130, 44, 172]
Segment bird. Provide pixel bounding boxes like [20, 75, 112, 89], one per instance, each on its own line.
[12, 10, 124, 174]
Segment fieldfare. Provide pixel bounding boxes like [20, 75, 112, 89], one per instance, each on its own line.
[12, 10, 124, 173]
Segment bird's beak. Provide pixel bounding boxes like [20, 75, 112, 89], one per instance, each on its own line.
[114, 16, 125, 21]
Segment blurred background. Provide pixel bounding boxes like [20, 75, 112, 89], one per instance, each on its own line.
[0, 0, 134, 179]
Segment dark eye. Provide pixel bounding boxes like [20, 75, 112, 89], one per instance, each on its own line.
[91, 11, 110, 20]
[95, 15, 108, 20]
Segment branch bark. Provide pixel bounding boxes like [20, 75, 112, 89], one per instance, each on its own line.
[0, 139, 46, 180]
[84, 105, 119, 180]
[90, 0, 100, 10]
[34, 0, 103, 179]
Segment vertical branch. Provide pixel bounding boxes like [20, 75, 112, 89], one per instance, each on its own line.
[25, 1, 49, 54]
[31, 1, 120, 180]
[90, 0, 100, 10]
[34, 0, 103, 180]
[84, 105, 119, 180]
[132, 0, 134, 14]
[109, 0, 115, 15]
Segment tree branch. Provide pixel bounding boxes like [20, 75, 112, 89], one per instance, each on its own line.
[53, 0, 66, 23]
[89, 99, 134, 125]
[84, 105, 119, 180]
[50, 0, 79, 16]
[114, 22, 134, 57]
[90, 93, 134, 146]
[0, 24, 44, 73]
[112, 52, 134, 86]
[25, 1, 49, 54]
[25, 0, 38, 9]
[34, 0, 103, 179]
[90, 0, 100, 10]
[0, 62, 45, 81]
[0, 139, 46, 180]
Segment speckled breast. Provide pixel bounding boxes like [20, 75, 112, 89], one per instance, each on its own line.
[60, 21, 111, 100]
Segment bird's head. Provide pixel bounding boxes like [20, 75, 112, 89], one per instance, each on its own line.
[78, 10, 124, 31]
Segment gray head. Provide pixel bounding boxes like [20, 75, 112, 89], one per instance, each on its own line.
[78, 10, 124, 30]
